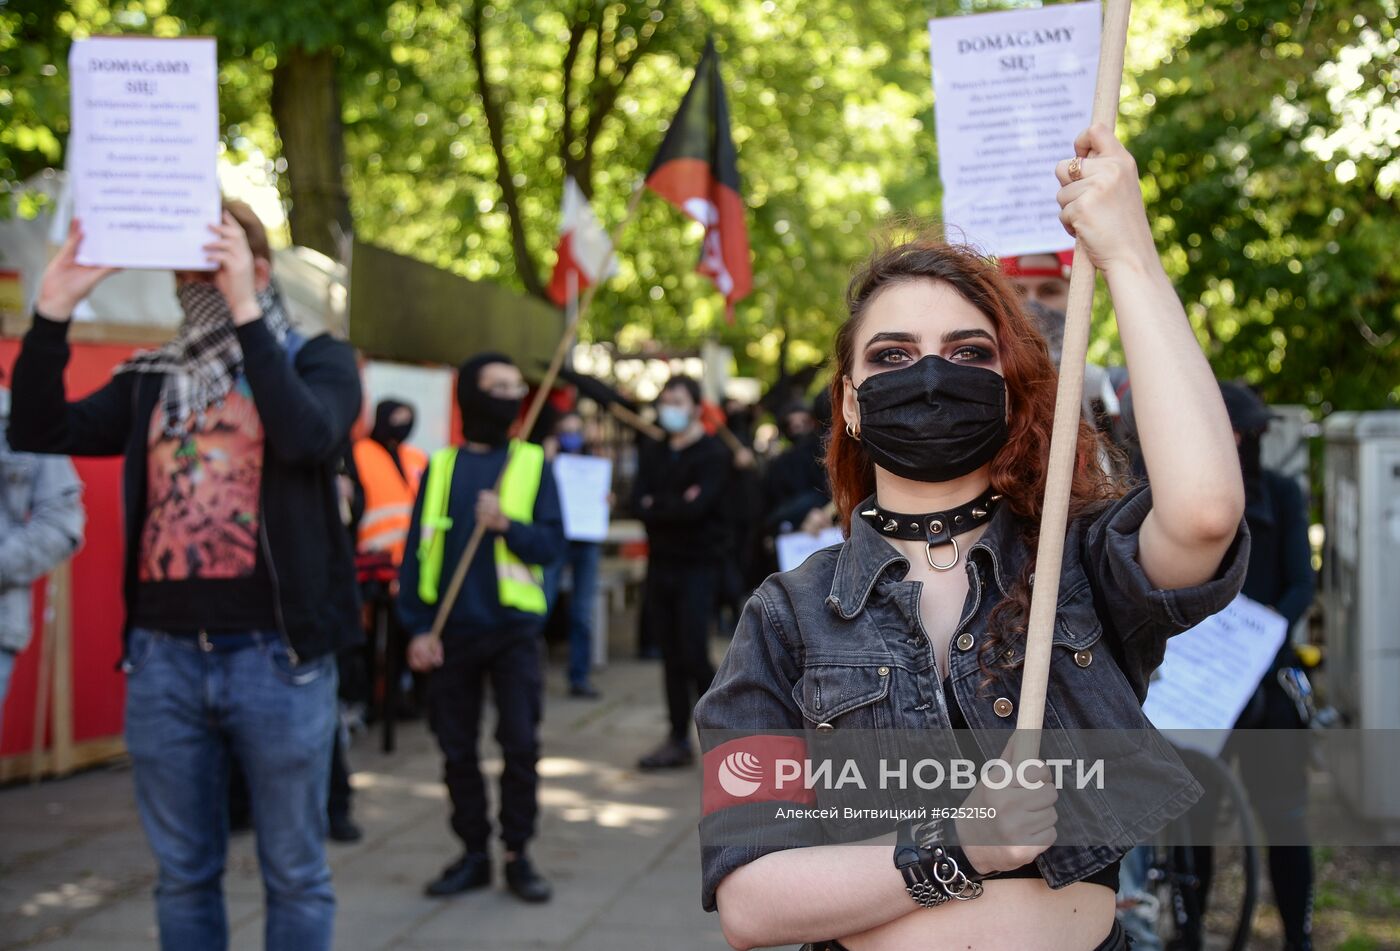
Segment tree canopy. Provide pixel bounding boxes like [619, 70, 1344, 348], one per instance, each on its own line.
[2, 0, 1395, 408]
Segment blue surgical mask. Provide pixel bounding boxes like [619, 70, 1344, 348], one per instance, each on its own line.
[557, 431, 585, 454]
[658, 405, 693, 434]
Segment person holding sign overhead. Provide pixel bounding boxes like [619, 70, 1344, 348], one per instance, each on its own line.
[12, 203, 362, 951]
[694, 125, 1250, 951]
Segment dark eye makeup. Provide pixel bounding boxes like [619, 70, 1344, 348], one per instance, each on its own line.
[864, 343, 996, 368]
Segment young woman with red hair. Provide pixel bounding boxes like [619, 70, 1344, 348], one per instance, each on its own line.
[695, 125, 1250, 950]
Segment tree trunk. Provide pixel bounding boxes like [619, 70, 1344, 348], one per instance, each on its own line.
[270, 47, 352, 257]
[469, 1, 547, 300]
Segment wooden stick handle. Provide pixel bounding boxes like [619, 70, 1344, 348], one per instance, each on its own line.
[425, 180, 649, 645]
[715, 424, 745, 456]
[608, 402, 665, 441]
[1013, 0, 1132, 753]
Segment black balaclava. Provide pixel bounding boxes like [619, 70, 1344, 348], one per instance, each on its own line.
[371, 399, 414, 448]
[1219, 381, 1271, 500]
[457, 352, 520, 446]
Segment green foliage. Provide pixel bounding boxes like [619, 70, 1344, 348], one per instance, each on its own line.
[0, 0, 163, 200]
[4, 0, 1395, 405]
[1129, 0, 1400, 411]
[339, 0, 943, 377]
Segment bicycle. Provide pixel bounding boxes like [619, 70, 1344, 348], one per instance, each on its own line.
[1145, 746, 1261, 951]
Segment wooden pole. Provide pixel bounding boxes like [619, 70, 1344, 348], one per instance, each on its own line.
[1013, 0, 1133, 750]
[423, 180, 650, 649]
[49, 561, 74, 777]
[607, 402, 665, 441]
[29, 574, 56, 783]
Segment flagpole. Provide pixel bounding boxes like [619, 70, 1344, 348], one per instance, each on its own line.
[420, 179, 650, 658]
[1012, 0, 1132, 757]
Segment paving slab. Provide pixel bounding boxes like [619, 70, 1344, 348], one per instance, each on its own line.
[0, 658, 733, 951]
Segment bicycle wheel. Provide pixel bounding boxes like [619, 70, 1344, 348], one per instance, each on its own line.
[1155, 749, 1260, 951]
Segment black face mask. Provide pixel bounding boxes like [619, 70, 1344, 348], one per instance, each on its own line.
[855, 355, 1009, 483]
[460, 392, 521, 446]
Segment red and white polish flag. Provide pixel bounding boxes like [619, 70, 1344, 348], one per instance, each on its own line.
[547, 176, 616, 308]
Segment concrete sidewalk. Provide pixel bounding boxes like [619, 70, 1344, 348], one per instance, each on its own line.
[0, 658, 731, 950]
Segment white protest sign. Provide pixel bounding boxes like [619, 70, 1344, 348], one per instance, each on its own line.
[68, 37, 221, 270]
[776, 527, 845, 573]
[1142, 594, 1289, 757]
[553, 454, 613, 543]
[928, 2, 1100, 256]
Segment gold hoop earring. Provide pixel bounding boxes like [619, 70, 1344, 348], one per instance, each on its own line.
[846, 422, 859, 439]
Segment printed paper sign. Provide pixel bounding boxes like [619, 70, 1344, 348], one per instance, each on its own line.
[554, 454, 613, 543]
[68, 37, 221, 270]
[776, 527, 844, 573]
[1143, 594, 1289, 757]
[928, 2, 1100, 256]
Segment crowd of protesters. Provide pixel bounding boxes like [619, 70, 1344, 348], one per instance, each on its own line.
[2, 170, 1325, 951]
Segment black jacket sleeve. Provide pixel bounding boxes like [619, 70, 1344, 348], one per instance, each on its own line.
[237, 319, 362, 466]
[396, 477, 432, 636]
[9, 314, 135, 457]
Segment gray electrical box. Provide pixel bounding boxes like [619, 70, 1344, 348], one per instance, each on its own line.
[1322, 411, 1400, 826]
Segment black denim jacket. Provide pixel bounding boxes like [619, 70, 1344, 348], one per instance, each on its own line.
[695, 484, 1249, 912]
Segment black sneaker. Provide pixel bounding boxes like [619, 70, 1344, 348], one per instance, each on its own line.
[328, 814, 363, 843]
[637, 737, 694, 770]
[425, 851, 492, 897]
[505, 854, 553, 903]
[568, 683, 601, 699]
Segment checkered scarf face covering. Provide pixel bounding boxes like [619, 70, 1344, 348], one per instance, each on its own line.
[117, 280, 292, 436]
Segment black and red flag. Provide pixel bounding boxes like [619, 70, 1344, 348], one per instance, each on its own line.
[645, 37, 753, 320]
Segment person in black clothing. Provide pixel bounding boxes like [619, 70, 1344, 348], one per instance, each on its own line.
[1193, 381, 1316, 951]
[762, 397, 833, 544]
[14, 207, 361, 951]
[634, 376, 732, 769]
[717, 398, 764, 632]
[397, 353, 564, 903]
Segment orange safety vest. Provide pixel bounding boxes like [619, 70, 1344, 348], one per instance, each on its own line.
[353, 439, 428, 565]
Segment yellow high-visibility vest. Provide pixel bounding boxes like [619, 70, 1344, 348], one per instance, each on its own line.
[417, 440, 547, 615]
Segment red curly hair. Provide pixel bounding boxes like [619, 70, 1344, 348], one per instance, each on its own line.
[826, 235, 1122, 684]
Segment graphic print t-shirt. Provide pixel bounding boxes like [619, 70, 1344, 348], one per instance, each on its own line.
[131, 379, 277, 631]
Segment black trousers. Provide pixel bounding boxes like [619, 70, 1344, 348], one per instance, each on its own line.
[328, 728, 352, 821]
[428, 626, 544, 853]
[644, 560, 719, 742]
[1194, 674, 1313, 948]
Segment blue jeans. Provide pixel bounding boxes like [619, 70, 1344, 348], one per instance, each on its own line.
[0, 647, 15, 741]
[542, 541, 602, 688]
[123, 628, 338, 951]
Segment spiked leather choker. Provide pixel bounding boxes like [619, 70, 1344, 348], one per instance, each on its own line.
[858, 488, 1002, 571]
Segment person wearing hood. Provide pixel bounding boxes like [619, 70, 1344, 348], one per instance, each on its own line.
[396, 352, 564, 903]
[353, 399, 428, 565]
[13, 203, 361, 951]
[0, 378, 85, 740]
[1190, 381, 1316, 951]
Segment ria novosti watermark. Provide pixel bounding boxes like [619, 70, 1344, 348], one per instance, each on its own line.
[716, 748, 1105, 798]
